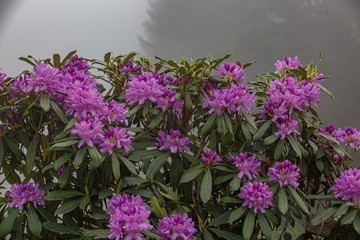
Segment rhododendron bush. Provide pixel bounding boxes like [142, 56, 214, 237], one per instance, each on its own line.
[0, 51, 360, 239]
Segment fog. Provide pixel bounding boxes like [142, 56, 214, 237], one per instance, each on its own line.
[0, 0, 360, 129]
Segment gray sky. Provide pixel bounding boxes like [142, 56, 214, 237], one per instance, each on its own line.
[0, 0, 149, 75]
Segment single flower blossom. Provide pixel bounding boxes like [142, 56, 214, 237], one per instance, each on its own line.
[275, 55, 302, 74]
[156, 213, 197, 240]
[216, 62, 246, 83]
[8, 182, 45, 211]
[268, 160, 300, 187]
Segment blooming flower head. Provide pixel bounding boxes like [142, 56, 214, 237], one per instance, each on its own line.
[331, 168, 360, 205]
[275, 55, 302, 74]
[99, 126, 131, 155]
[238, 181, 273, 214]
[120, 61, 141, 75]
[8, 182, 45, 211]
[106, 193, 152, 240]
[69, 115, 104, 148]
[156, 213, 197, 240]
[62, 55, 89, 74]
[201, 150, 222, 166]
[232, 153, 261, 180]
[217, 62, 246, 83]
[155, 129, 190, 153]
[274, 116, 300, 140]
[268, 160, 300, 187]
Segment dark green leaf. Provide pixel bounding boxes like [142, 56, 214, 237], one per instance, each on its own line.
[149, 112, 164, 130]
[83, 229, 110, 238]
[241, 123, 252, 143]
[208, 228, 244, 240]
[180, 165, 204, 183]
[310, 206, 337, 226]
[288, 187, 309, 214]
[0, 208, 18, 238]
[60, 50, 77, 67]
[258, 213, 272, 240]
[50, 101, 68, 124]
[99, 189, 113, 199]
[221, 196, 242, 204]
[43, 221, 78, 234]
[264, 135, 279, 145]
[74, 148, 87, 169]
[229, 176, 241, 192]
[111, 154, 121, 180]
[352, 214, 360, 234]
[200, 170, 212, 203]
[288, 135, 302, 159]
[241, 110, 257, 130]
[54, 153, 73, 170]
[209, 211, 231, 226]
[150, 196, 167, 219]
[88, 147, 102, 169]
[341, 209, 358, 225]
[53, 53, 61, 68]
[51, 140, 79, 149]
[18, 57, 36, 66]
[228, 207, 246, 223]
[55, 199, 81, 215]
[146, 152, 170, 179]
[27, 206, 42, 236]
[201, 112, 217, 135]
[203, 229, 214, 240]
[5, 137, 22, 159]
[274, 140, 284, 161]
[25, 138, 37, 175]
[278, 187, 288, 215]
[64, 118, 77, 131]
[216, 115, 226, 136]
[123, 51, 137, 63]
[126, 104, 142, 116]
[59, 167, 71, 188]
[45, 190, 83, 201]
[118, 154, 138, 175]
[316, 159, 324, 172]
[170, 155, 183, 190]
[253, 120, 271, 141]
[79, 196, 90, 209]
[224, 113, 234, 136]
[243, 211, 255, 240]
[185, 92, 193, 111]
[318, 84, 335, 99]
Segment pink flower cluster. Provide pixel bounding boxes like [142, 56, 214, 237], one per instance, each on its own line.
[7, 182, 45, 211]
[260, 57, 322, 139]
[125, 72, 183, 115]
[216, 62, 245, 83]
[202, 83, 255, 116]
[268, 160, 300, 187]
[106, 193, 152, 240]
[238, 181, 273, 214]
[330, 168, 360, 205]
[156, 213, 197, 240]
[201, 150, 222, 166]
[155, 128, 190, 153]
[232, 152, 261, 180]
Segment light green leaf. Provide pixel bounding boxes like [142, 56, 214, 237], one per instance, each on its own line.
[40, 95, 50, 112]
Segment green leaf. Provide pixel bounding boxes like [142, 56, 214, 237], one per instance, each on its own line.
[341, 209, 358, 225]
[123, 177, 148, 185]
[150, 196, 167, 219]
[201, 112, 217, 135]
[170, 155, 183, 190]
[181, 152, 200, 164]
[45, 190, 83, 201]
[123, 51, 137, 63]
[88, 147, 102, 169]
[157, 182, 179, 202]
[18, 56, 36, 66]
[55, 199, 81, 216]
[288, 186, 310, 214]
[64, 118, 77, 131]
[216, 115, 227, 136]
[209, 211, 231, 226]
[180, 165, 204, 183]
[263, 135, 279, 145]
[243, 211, 255, 240]
[288, 135, 302, 159]
[0, 139, 4, 164]
[126, 104, 142, 116]
[99, 189, 113, 199]
[278, 187, 288, 215]
[241, 123, 252, 143]
[274, 140, 284, 161]
[310, 206, 337, 226]
[118, 154, 138, 175]
[83, 229, 110, 238]
[50, 100, 68, 124]
[228, 207, 246, 223]
[185, 92, 193, 111]
[241, 110, 257, 130]
[54, 153, 73, 170]
[229, 175, 241, 192]
[316, 159, 324, 172]
[79, 196, 90, 209]
[74, 147, 87, 169]
[146, 152, 170, 179]
[142, 230, 161, 240]
[27, 206, 42, 236]
[288, 187, 309, 214]
[223, 113, 234, 136]
[43, 221, 78, 234]
[25, 138, 37, 175]
[60, 50, 77, 67]
[253, 120, 271, 141]
[353, 214, 360, 234]
[40, 95, 50, 112]
[200, 170, 212, 203]
[203, 229, 214, 240]
[265, 210, 279, 226]
[59, 167, 71, 188]
[0, 208, 18, 238]
[221, 196, 242, 204]
[111, 154, 121, 181]
[318, 83, 335, 99]
[5, 137, 22, 159]
[51, 140, 79, 149]
[208, 228, 244, 240]
[149, 112, 164, 130]
[258, 213, 272, 240]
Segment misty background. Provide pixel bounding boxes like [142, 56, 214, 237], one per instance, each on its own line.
[0, 0, 360, 129]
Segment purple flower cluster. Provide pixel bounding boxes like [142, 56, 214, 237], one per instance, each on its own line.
[0, 68, 6, 91]
[12, 56, 132, 154]
[238, 181, 273, 214]
[156, 213, 197, 240]
[260, 59, 322, 139]
[125, 72, 183, 115]
[330, 168, 360, 205]
[201, 150, 222, 166]
[202, 83, 255, 116]
[319, 124, 360, 150]
[7, 182, 45, 211]
[216, 62, 245, 83]
[232, 152, 261, 180]
[275, 55, 302, 74]
[155, 128, 190, 153]
[268, 160, 300, 187]
[106, 193, 152, 240]
[119, 61, 141, 75]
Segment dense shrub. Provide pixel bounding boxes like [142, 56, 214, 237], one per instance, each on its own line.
[0, 51, 359, 239]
